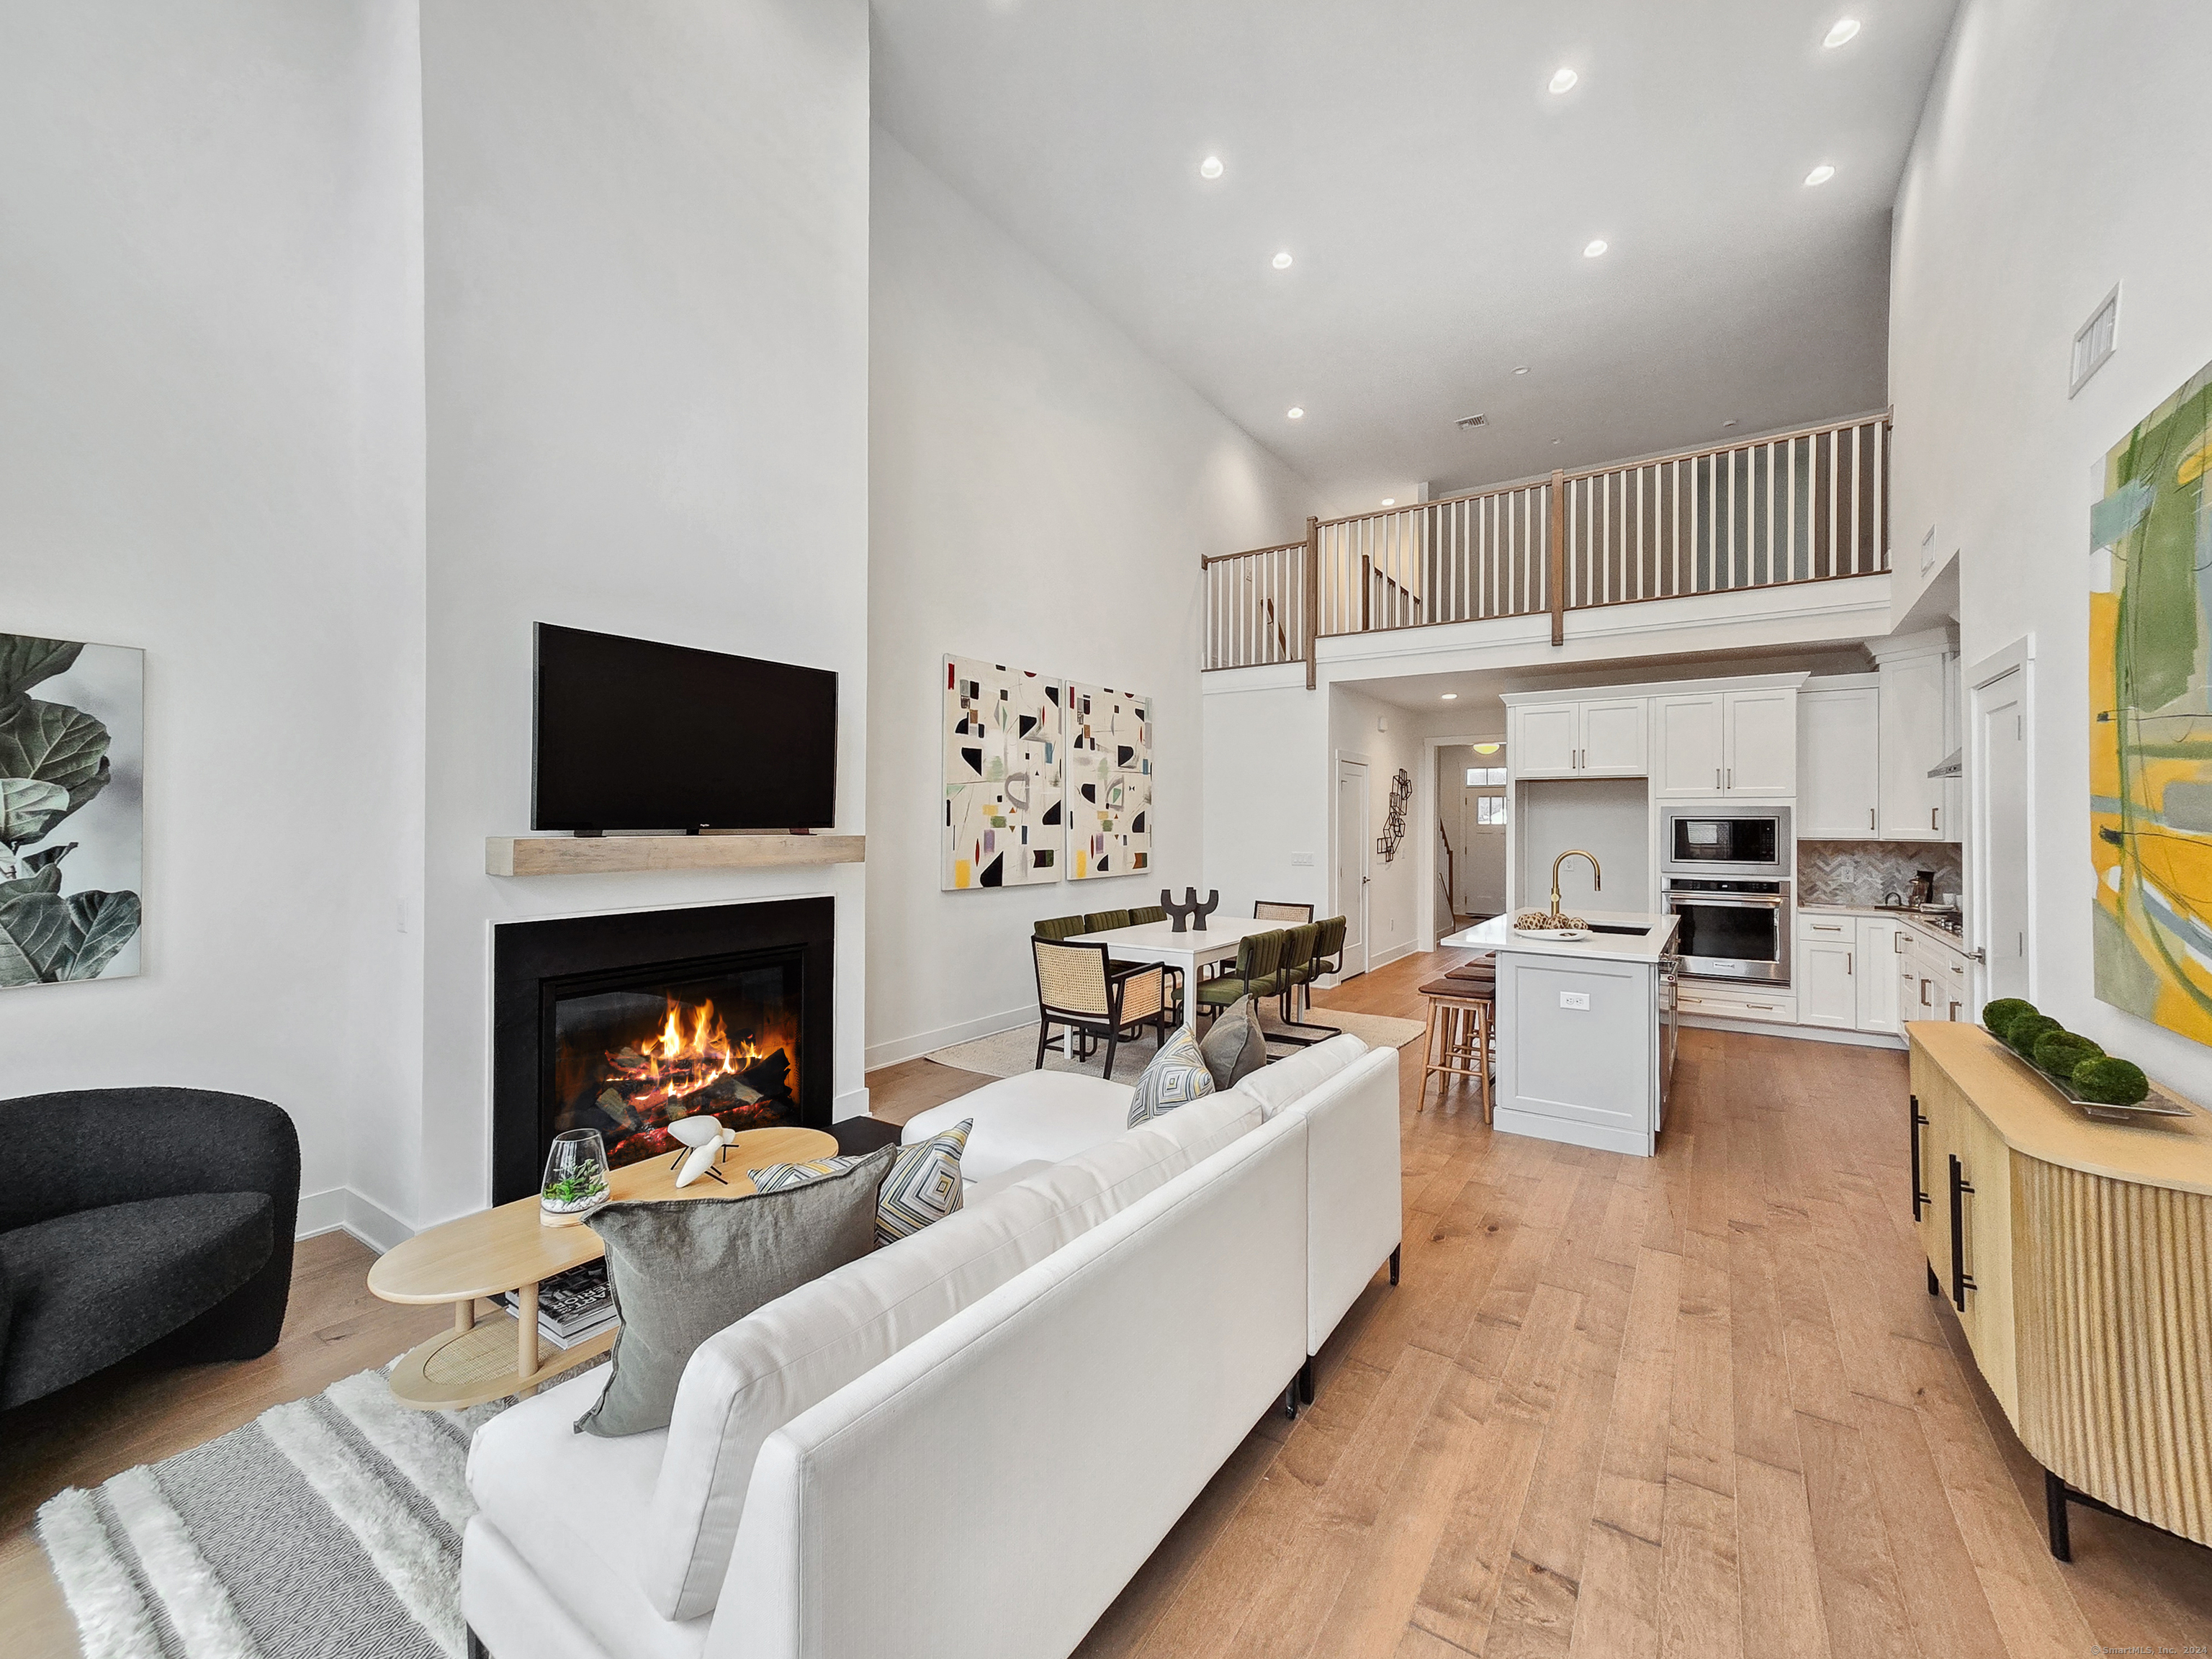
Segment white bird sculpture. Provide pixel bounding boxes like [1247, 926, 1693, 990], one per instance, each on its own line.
[667, 1115, 740, 1188]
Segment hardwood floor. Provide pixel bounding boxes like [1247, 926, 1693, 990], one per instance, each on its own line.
[6, 951, 2207, 1658]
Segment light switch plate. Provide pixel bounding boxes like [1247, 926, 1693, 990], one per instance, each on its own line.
[1560, 991, 1591, 1010]
[1290, 851, 1316, 867]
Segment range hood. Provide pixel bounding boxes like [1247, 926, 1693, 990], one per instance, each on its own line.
[1928, 747, 1963, 779]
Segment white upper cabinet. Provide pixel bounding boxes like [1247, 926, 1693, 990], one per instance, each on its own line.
[1653, 694, 1725, 797]
[1797, 683, 1881, 837]
[1510, 698, 1647, 778]
[1580, 699, 1649, 775]
[1878, 649, 1950, 840]
[1724, 689, 1797, 795]
[1511, 701, 1581, 777]
[1654, 689, 1794, 797]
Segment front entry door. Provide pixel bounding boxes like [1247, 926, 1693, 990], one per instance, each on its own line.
[1336, 759, 1370, 979]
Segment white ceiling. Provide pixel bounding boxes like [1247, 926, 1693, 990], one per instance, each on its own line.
[871, 0, 1959, 515]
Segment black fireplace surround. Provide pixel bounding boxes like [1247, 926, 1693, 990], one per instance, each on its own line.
[491, 898, 834, 1205]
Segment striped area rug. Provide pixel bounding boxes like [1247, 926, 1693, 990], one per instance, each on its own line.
[35, 1363, 556, 1659]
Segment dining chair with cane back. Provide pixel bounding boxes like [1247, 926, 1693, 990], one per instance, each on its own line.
[1031, 938, 1169, 1079]
[1193, 928, 1287, 1025]
[1074, 906, 1182, 1020]
[1254, 900, 1316, 924]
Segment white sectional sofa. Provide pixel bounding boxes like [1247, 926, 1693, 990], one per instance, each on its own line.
[462, 1033, 1401, 1659]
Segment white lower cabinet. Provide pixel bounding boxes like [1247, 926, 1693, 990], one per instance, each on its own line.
[1798, 936, 1857, 1029]
[1857, 918, 1902, 1032]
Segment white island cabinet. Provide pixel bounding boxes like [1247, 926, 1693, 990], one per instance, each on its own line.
[1442, 911, 1682, 1158]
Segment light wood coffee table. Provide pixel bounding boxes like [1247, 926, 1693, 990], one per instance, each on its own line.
[366, 1124, 838, 1411]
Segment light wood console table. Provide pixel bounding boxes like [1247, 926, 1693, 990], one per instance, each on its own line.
[365, 1124, 837, 1411]
[1907, 1022, 2212, 1558]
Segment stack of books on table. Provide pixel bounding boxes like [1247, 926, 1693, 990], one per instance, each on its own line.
[497, 1261, 616, 1349]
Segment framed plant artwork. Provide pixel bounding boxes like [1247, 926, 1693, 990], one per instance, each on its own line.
[1, 634, 144, 986]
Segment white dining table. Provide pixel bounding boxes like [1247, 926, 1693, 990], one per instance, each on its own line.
[1068, 916, 1283, 986]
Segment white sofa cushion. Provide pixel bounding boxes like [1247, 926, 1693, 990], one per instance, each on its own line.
[467, 1368, 700, 1658]
[1228, 1033, 1369, 1120]
[901, 1068, 1133, 1182]
[640, 1097, 1253, 1620]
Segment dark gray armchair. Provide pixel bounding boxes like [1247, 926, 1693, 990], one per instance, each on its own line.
[0, 1088, 300, 1411]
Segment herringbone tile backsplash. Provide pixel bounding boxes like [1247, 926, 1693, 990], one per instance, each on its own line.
[1797, 840, 1963, 906]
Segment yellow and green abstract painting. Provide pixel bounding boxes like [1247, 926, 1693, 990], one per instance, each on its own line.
[2091, 356, 2212, 1045]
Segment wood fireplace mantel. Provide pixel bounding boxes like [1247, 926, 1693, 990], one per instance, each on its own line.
[486, 832, 865, 877]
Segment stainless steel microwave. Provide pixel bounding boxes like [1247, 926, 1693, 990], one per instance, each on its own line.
[1660, 806, 1792, 878]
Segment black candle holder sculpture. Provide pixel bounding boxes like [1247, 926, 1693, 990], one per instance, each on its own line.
[1161, 887, 1220, 933]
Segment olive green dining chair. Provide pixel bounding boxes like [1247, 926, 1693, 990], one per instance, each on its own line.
[1194, 928, 1286, 1025]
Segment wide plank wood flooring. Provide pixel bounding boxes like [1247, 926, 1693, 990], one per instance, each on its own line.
[6, 948, 2208, 1658]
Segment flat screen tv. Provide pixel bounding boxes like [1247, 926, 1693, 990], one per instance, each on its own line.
[533, 624, 837, 833]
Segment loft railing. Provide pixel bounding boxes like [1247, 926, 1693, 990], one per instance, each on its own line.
[1202, 410, 1890, 682]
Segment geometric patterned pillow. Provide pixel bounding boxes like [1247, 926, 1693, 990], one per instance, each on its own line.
[873, 1118, 970, 1245]
[1125, 1025, 1216, 1128]
[750, 1117, 972, 1247]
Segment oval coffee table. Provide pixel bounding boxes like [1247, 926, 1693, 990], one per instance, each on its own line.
[367, 1124, 839, 1411]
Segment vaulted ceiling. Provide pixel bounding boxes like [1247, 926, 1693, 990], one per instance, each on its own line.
[871, 0, 1959, 513]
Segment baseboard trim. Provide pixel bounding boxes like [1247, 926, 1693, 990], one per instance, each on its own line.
[297, 1187, 415, 1254]
[1678, 1015, 1907, 1050]
[832, 1085, 872, 1121]
[866, 1004, 1034, 1071]
[1370, 941, 1416, 971]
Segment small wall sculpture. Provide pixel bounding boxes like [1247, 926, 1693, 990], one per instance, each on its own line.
[1375, 768, 1412, 863]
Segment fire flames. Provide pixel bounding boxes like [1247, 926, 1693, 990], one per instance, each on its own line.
[607, 997, 762, 1115]
[573, 992, 797, 1169]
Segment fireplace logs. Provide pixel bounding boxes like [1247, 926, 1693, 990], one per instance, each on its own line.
[559, 992, 798, 1168]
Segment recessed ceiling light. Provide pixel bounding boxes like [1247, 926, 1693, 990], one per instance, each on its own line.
[1804, 163, 1836, 186]
[1199, 155, 1223, 179]
[1548, 67, 1578, 94]
[1513, 365, 1530, 375]
[1272, 250, 1293, 270]
[1583, 238, 1609, 258]
[1381, 498, 1396, 506]
[1823, 17, 1860, 48]
[1442, 692, 1460, 701]
[1287, 407, 1304, 419]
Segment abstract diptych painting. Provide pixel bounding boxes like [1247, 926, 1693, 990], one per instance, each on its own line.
[941, 660, 1153, 890]
[2090, 358, 2212, 1045]
[943, 657, 1064, 889]
[1066, 683, 1152, 881]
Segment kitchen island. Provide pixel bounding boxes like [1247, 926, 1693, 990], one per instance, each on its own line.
[1442, 910, 1682, 1156]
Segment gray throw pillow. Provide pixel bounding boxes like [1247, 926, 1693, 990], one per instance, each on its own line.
[1199, 997, 1268, 1089]
[575, 1143, 893, 1437]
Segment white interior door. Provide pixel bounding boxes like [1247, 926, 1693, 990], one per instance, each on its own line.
[1336, 758, 1370, 979]
[1974, 665, 2030, 1003]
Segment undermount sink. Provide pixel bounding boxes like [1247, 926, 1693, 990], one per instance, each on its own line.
[1585, 923, 1650, 936]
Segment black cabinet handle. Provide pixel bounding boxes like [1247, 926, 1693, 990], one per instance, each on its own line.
[1910, 1095, 1929, 1220]
[1948, 1153, 1977, 1311]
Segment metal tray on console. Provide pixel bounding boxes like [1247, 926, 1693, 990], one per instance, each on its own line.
[1987, 1039, 2198, 1122]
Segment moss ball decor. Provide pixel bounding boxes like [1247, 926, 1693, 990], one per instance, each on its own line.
[2072, 1056, 2151, 1106]
[1981, 997, 2038, 1040]
[2002, 1013, 2061, 1060]
[2032, 1030, 2104, 1079]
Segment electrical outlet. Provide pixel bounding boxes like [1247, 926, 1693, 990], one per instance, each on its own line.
[1560, 991, 1591, 1010]
[1290, 851, 1316, 867]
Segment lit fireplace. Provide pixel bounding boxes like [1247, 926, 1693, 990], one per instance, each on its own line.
[552, 976, 800, 1172]
[491, 899, 834, 1204]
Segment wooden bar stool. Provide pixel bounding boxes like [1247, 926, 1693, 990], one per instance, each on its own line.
[1418, 974, 1493, 1121]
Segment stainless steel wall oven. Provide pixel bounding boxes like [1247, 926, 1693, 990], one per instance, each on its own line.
[1664, 877, 1791, 985]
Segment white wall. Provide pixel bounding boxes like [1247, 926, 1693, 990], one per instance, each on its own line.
[415, 0, 871, 1225]
[866, 131, 1313, 1066]
[1889, 0, 2212, 1099]
[0, 2, 428, 1233]
[1517, 779, 1651, 915]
